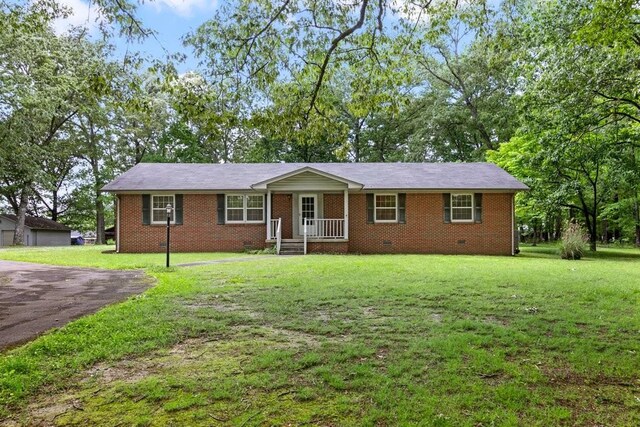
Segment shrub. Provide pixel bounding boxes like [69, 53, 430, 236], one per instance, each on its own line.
[559, 221, 588, 260]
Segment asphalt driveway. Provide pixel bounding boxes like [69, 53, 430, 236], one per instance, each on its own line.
[0, 260, 151, 350]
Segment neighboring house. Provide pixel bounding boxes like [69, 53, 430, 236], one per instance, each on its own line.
[0, 214, 71, 247]
[102, 163, 528, 255]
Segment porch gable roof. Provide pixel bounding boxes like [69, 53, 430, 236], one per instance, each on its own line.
[251, 166, 364, 190]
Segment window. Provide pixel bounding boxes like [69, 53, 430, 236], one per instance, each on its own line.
[226, 194, 265, 223]
[152, 195, 175, 224]
[451, 193, 473, 222]
[226, 195, 244, 222]
[246, 195, 264, 222]
[375, 194, 397, 222]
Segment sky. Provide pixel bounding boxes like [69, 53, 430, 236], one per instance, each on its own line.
[53, 0, 218, 72]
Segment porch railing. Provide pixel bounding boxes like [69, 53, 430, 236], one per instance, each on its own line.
[272, 218, 282, 255]
[303, 218, 345, 239]
[270, 219, 279, 240]
[303, 218, 345, 255]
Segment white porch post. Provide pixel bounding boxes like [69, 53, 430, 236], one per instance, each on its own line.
[343, 189, 349, 240]
[266, 190, 272, 240]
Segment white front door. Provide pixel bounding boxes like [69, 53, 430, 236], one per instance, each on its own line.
[299, 194, 317, 236]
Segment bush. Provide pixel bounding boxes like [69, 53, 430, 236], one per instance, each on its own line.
[559, 221, 588, 260]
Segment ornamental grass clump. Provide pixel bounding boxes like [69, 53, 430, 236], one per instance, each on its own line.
[560, 221, 589, 260]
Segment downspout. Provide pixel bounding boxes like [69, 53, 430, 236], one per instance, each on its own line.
[511, 193, 515, 256]
[116, 194, 121, 253]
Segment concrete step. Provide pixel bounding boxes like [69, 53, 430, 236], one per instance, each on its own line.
[278, 242, 305, 255]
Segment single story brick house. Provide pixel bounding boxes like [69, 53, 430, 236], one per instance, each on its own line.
[0, 214, 71, 246]
[102, 162, 528, 255]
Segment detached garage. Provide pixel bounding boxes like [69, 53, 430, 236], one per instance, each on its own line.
[0, 214, 71, 247]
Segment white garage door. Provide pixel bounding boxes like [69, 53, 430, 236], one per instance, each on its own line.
[1, 230, 13, 246]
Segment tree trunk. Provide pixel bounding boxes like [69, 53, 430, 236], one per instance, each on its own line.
[584, 211, 597, 252]
[13, 188, 29, 245]
[554, 214, 563, 241]
[51, 189, 59, 222]
[634, 196, 640, 247]
[95, 195, 105, 245]
[91, 158, 105, 245]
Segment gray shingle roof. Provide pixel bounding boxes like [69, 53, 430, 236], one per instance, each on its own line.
[1, 214, 71, 231]
[102, 162, 528, 192]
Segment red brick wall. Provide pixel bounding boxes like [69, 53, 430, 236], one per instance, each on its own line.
[323, 193, 344, 219]
[118, 192, 514, 255]
[347, 193, 514, 255]
[307, 241, 348, 254]
[119, 194, 266, 253]
[272, 193, 292, 239]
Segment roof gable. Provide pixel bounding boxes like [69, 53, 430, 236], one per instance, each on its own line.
[251, 166, 363, 190]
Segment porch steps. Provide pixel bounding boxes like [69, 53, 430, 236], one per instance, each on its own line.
[278, 241, 305, 255]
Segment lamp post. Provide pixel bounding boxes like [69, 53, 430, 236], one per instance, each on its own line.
[166, 204, 172, 268]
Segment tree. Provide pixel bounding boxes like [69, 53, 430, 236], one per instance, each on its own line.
[0, 2, 112, 244]
[494, 0, 640, 250]
[410, 1, 517, 156]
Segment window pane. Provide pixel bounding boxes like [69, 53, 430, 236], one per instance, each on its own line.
[452, 208, 473, 221]
[227, 209, 244, 221]
[247, 195, 263, 208]
[153, 210, 167, 222]
[247, 208, 263, 221]
[452, 194, 472, 208]
[376, 195, 396, 208]
[227, 195, 244, 208]
[153, 195, 173, 209]
[301, 197, 315, 219]
[376, 208, 396, 221]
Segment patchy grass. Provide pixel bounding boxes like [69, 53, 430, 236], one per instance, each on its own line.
[0, 245, 251, 269]
[1, 247, 640, 425]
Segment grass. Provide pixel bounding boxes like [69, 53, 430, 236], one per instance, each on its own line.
[1, 246, 640, 425]
[0, 245, 251, 269]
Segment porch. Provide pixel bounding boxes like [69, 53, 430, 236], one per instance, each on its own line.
[254, 166, 362, 254]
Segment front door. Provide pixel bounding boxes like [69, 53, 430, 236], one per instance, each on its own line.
[299, 194, 317, 236]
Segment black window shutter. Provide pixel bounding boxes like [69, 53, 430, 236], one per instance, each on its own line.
[217, 194, 225, 225]
[174, 194, 183, 224]
[398, 193, 406, 224]
[366, 194, 374, 224]
[474, 193, 482, 223]
[142, 194, 150, 225]
[443, 193, 451, 223]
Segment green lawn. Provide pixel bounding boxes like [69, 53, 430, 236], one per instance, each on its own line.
[0, 245, 250, 269]
[1, 246, 639, 425]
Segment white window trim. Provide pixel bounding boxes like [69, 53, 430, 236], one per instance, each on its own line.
[451, 193, 474, 223]
[151, 194, 176, 225]
[374, 193, 398, 223]
[226, 194, 265, 224]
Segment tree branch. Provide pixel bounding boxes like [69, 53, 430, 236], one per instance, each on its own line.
[306, 0, 370, 118]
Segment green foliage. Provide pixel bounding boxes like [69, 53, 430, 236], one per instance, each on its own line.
[559, 221, 588, 260]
